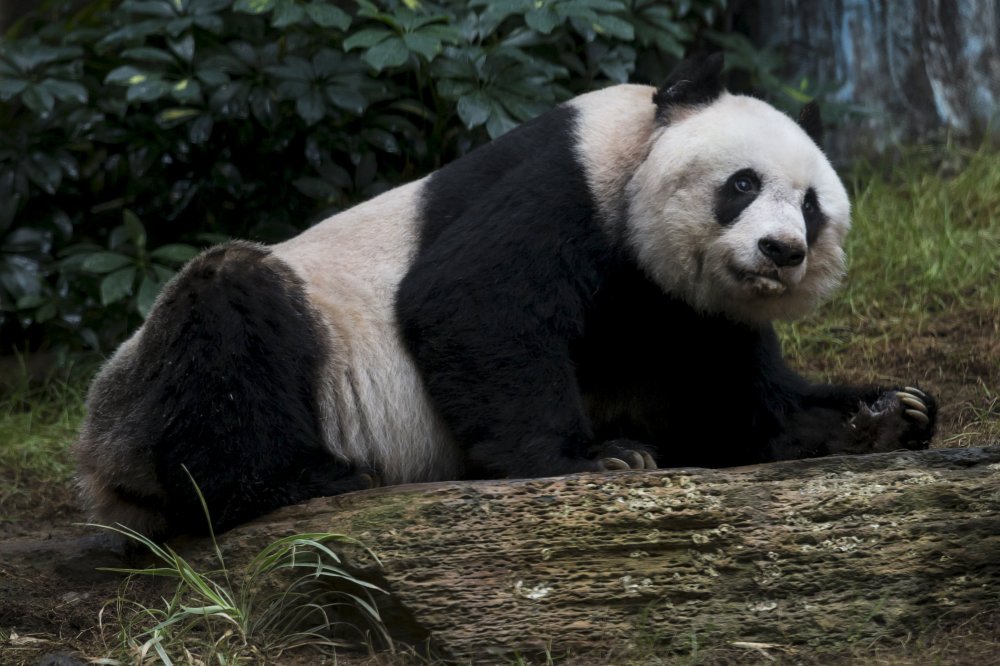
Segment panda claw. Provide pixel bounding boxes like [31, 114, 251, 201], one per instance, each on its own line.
[898, 393, 927, 413]
[904, 409, 930, 425]
[641, 452, 658, 469]
[359, 473, 381, 489]
[601, 457, 630, 471]
[903, 386, 928, 399]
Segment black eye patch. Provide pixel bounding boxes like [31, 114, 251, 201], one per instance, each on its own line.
[803, 188, 826, 245]
[714, 168, 761, 227]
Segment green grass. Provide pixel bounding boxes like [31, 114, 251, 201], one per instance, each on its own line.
[0, 357, 88, 518]
[781, 142, 1000, 362]
[96, 524, 391, 665]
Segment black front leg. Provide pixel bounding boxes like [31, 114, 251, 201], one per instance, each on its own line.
[770, 384, 937, 461]
[396, 159, 657, 479]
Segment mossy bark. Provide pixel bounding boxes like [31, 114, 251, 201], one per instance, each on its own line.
[2, 447, 999, 661]
[208, 447, 1000, 659]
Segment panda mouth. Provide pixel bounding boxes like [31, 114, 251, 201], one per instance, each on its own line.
[729, 265, 787, 295]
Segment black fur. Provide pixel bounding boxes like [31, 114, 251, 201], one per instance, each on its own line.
[401, 105, 613, 477]
[714, 168, 761, 227]
[114, 243, 371, 535]
[798, 101, 823, 144]
[576, 263, 934, 465]
[399, 103, 936, 479]
[803, 187, 826, 245]
[652, 52, 726, 122]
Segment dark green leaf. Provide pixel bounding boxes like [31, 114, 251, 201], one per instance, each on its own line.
[416, 24, 464, 44]
[403, 32, 441, 61]
[272, 0, 306, 27]
[457, 91, 490, 128]
[188, 114, 214, 143]
[304, 2, 350, 29]
[24, 153, 62, 194]
[0, 79, 29, 100]
[485, 101, 518, 138]
[123, 210, 147, 249]
[16, 293, 46, 310]
[82, 251, 133, 274]
[105, 65, 149, 86]
[166, 16, 194, 36]
[312, 49, 343, 77]
[21, 85, 55, 115]
[137, 273, 164, 318]
[121, 0, 177, 18]
[195, 66, 229, 88]
[126, 78, 173, 103]
[149, 244, 199, 263]
[324, 86, 367, 115]
[191, 0, 231, 15]
[296, 88, 326, 124]
[155, 107, 201, 128]
[122, 47, 177, 65]
[362, 128, 399, 154]
[363, 37, 410, 72]
[101, 266, 136, 305]
[3, 227, 51, 253]
[592, 14, 634, 40]
[171, 78, 203, 103]
[233, 0, 276, 14]
[35, 301, 58, 323]
[168, 34, 196, 63]
[153, 263, 178, 281]
[525, 8, 560, 34]
[265, 57, 314, 82]
[343, 28, 393, 52]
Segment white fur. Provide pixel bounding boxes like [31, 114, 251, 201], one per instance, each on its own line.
[569, 85, 659, 231]
[624, 92, 851, 323]
[273, 180, 462, 485]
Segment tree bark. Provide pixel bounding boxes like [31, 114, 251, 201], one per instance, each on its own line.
[2, 447, 999, 661]
[743, 1, 1000, 159]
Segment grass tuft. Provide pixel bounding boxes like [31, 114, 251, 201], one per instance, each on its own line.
[94, 522, 391, 664]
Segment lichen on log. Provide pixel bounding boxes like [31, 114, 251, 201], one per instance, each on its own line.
[2, 447, 998, 662]
[210, 446, 1000, 660]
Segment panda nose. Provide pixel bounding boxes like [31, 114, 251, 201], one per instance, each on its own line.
[758, 238, 806, 267]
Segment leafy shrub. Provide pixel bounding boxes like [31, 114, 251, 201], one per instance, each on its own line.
[0, 0, 729, 354]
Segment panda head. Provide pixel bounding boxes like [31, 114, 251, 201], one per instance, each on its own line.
[626, 54, 851, 324]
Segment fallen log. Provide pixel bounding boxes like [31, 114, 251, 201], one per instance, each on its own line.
[3, 446, 999, 661]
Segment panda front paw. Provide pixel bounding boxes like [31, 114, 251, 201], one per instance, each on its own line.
[592, 439, 658, 472]
[849, 386, 937, 453]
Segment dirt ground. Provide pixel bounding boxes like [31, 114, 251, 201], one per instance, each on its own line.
[1, 306, 998, 665]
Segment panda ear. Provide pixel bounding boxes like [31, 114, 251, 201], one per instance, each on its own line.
[797, 100, 823, 144]
[652, 52, 726, 122]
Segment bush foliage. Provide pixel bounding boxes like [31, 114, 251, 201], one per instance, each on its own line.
[0, 0, 732, 353]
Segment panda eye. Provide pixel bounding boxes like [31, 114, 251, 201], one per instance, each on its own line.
[728, 170, 759, 196]
[802, 190, 819, 215]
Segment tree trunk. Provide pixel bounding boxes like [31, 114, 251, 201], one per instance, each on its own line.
[744, 0, 1000, 158]
[2, 447, 999, 661]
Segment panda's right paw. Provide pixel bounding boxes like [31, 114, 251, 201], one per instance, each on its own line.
[594, 439, 658, 471]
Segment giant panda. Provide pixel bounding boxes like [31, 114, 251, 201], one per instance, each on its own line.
[75, 54, 937, 539]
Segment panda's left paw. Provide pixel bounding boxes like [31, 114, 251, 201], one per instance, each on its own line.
[849, 386, 937, 453]
[594, 439, 658, 472]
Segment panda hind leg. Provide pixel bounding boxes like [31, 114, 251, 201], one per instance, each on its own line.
[100, 241, 356, 537]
